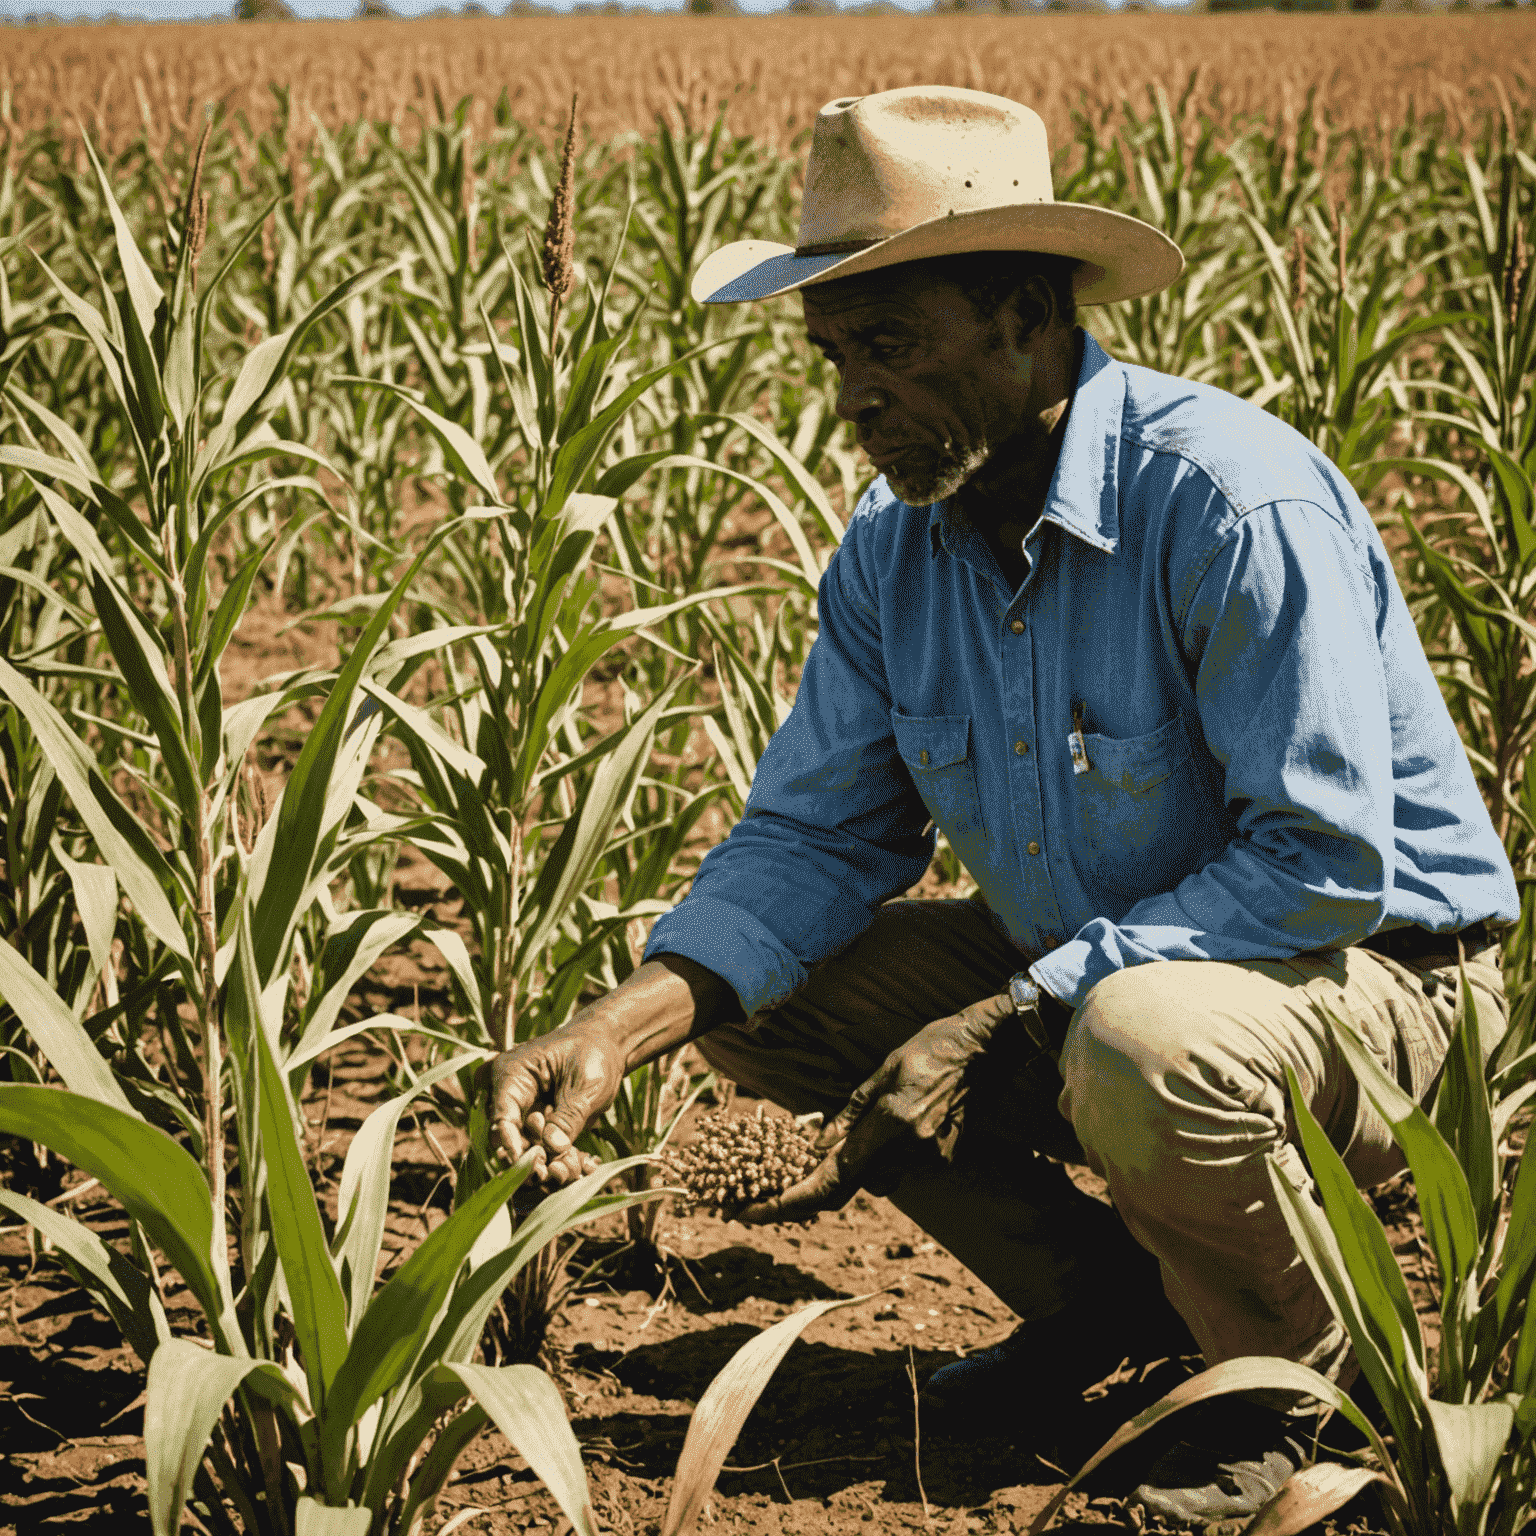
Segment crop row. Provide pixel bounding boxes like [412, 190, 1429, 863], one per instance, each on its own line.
[0, 85, 1530, 1533]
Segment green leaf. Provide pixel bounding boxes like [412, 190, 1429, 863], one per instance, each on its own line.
[1512, 1274, 1536, 1395]
[340, 377, 501, 502]
[1285, 1059, 1427, 1382]
[199, 265, 389, 481]
[203, 537, 275, 684]
[663, 1294, 882, 1536]
[250, 511, 494, 982]
[288, 909, 423, 1073]
[1316, 1000, 1481, 1293]
[383, 1398, 485, 1532]
[242, 917, 348, 1421]
[1432, 962, 1498, 1239]
[88, 568, 201, 809]
[0, 1086, 231, 1344]
[0, 934, 136, 1112]
[0, 444, 98, 498]
[1423, 1398, 1516, 1533]
[33, 252, 130, 420]
[145, 1340, 289, 1536]
[517, 678, 684, 969]
[81, 134, 164, 360]
[294, 1499, 372, 1536]
[426, 1157, 656, 1368]
[332, 1052, 486, 1325]
[707, 411, 846, 548]
[0, 657, 189, 957]
[511, 585, 757, 805]
[357, 677, 486, 780]
[285, 1014, 490, 1077]
[4, 380, 103, 482]
[644, 453, 824, 592]
[0, 1190, 165, 1364]
[321, 1160, 531, 1468]
[1264, 1144, 1413, 1447]
[54, 849, 119, 987]
[447, 1363, 597, 1536]
[542, 334, 749, 517]
[1495, 1132, 1536, 1339]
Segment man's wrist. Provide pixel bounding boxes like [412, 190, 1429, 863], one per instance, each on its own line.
[1008, 971, 1073, 1054]
[1008, 972, 1043, 1014]
[564, 955, 740, 1074]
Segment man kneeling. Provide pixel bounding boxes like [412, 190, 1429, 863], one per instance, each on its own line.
[487, 86, 1516, 1524]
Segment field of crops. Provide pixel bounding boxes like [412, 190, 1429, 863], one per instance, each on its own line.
[4, 12, 1536, 152]
[0, 21, 1535, 1536]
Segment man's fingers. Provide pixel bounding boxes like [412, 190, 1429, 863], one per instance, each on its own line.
[816, 1069, 885, 1151]
[739, 1148, 856, 1223]
[492, 1116, 527, 1161]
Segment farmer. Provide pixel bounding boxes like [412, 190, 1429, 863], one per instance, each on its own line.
[489, 87, 1519, 1522]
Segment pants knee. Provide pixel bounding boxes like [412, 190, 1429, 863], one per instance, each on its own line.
[1059, 965, 1277, 1177]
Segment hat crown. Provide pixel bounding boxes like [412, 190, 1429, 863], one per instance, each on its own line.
[798, 86, 1054, 253]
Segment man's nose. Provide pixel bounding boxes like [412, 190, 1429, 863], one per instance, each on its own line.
[834, 372, 889, 425]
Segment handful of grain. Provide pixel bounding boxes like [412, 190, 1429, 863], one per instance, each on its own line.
[665, 1106, 820, 1220]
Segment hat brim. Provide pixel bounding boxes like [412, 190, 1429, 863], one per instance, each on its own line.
[691, 202, 1183, 307]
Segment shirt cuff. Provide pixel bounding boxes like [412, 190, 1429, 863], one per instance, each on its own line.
[643, 895, 809, 1020]
[1028, 938, 1098, 1012]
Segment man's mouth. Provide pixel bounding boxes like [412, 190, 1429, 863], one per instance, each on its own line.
[866, 443, 921, 471]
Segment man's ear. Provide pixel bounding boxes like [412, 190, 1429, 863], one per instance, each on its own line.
[1007, 273, 1060, 346]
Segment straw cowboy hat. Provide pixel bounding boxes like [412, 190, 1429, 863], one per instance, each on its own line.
[691, 86, 1183, 308]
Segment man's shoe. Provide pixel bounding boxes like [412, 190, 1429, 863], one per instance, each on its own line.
[1128, 1403, 1315, 1526]
[921, 1295, 1195, 1425]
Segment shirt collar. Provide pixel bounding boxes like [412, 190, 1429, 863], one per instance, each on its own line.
[927, 330, 1124, 559]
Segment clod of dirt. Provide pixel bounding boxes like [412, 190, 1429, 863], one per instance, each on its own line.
[663, 1105, 818, 1220]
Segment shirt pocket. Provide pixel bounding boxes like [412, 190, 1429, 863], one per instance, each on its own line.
[1074, 714, 1199, 900]
[1082, 714, 1193, 795]
[890, 709, 987, 849]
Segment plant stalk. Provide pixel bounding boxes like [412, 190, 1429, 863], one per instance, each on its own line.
[165, 522, 227, 1271]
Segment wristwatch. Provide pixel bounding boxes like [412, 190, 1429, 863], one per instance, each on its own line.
[1008, 972, 1058, 1056]
[1008, 972, 1042, 1014]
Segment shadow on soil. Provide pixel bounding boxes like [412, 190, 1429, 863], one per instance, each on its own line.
[0, 1454, 149, 1532]
[569, 1323, 1198, 1510]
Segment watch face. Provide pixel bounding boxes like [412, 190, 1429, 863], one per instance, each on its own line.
[1010, 975, 1039, 1012]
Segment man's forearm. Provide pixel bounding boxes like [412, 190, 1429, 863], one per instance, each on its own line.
[569, 954, 745, 1073]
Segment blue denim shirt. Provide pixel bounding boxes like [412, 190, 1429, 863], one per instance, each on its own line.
[646, 333, 1519, 1014]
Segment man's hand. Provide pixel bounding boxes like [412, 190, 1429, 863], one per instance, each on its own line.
[487, 955, 742, 1187]
[738, 991, 1020, 1224]
[489, 1025, 622, 1186]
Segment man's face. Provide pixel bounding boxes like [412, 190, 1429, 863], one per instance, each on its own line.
[801, 267, 1039, 506]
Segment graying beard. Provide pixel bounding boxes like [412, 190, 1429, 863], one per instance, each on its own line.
[888, 441, 990, 507]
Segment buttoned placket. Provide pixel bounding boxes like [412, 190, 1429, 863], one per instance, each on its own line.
[1000, 526, 1067, 956]
[935, 506, 1067, 958]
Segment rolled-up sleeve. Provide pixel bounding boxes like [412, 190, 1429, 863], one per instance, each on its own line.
[1032, 499, 1396, 1008]
[644, 529, 935, 1017]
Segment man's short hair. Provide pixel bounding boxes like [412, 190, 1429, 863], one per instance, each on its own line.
[912, 250, 1079, 329]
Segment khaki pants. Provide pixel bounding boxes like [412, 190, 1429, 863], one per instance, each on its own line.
[697, 897, 1507, 1379]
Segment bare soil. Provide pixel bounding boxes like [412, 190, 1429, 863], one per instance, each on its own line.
[0, 1055, 1433, 1535]
[0, 564, 1436, 1535]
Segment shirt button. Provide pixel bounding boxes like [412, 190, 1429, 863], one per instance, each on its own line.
[1027, 840, 1041, 856]
[1014, 740, 1028, 756]
[919, 750, 929, 766]
[1010, 619, 1024, 635]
